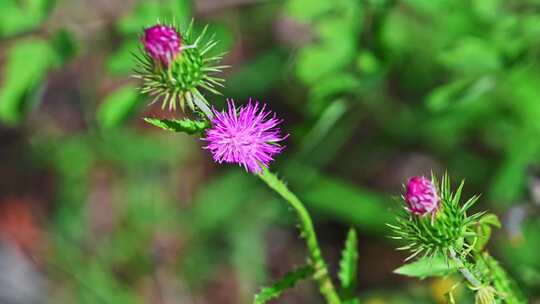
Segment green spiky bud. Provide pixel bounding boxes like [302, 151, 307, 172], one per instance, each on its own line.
[389, 174, 484, 260]
[133, 20, 227, 118]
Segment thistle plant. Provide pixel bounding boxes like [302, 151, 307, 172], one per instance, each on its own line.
[134, 21, 360, 304]
[390, 174, 526, 303]
[133, 21, 226, 117]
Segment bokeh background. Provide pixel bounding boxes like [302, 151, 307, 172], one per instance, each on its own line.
[1, 0, 540, 303]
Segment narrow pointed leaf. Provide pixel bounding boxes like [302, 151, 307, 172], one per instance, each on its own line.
[338, 228, 358, 294]
[474, 213, 501, 252]
[478, 213, 501, 228]
[144, 117, 210, 134]
[253, 265, 313, 304]
[394, 255, 456, 279]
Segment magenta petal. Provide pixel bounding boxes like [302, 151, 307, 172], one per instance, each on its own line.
[141, 25, 182, 66]
[203, 99, 287, 173]
[404, 176, 439, 216]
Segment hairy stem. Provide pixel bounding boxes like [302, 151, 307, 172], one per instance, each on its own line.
[192, 92, 214, 120]
[480, 252, 526, 304]
[448, 247, 482, 288]
[258, 168, 342, 304]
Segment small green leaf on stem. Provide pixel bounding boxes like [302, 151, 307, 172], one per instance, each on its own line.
[338, 228, 358, 295]
[478, 213, 501, 228]
[144, 117, 210, 134]
[394, 255, 456, 279]
[254, 265, 313, 304]
[257, 168, 342, 304]
[479, 252, 527, 304]
[474, 213, 501, 252]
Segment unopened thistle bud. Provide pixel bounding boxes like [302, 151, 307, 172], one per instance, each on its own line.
[133, 21, 227, 116]
[405, 176, 439, 216]
[390, 174, 483, 260]
[141, 25, 182, 67]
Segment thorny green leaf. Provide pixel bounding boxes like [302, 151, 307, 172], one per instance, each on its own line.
[339, 228, 359, 297]
[253, 265, 313, 304]
[144, 117, 210, 134]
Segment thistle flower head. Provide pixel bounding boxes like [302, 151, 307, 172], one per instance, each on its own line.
[141, 25, 182, 67]
[405, 176, 439, 216]
[134, 21, 227, 115]
[389, 174, 483, 260]
[203, 99, 287, 173]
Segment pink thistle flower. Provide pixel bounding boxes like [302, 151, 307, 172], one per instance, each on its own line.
[203, 99, 287, 173]
[141, 25, 181, 67]
[404, 176, 439, 216]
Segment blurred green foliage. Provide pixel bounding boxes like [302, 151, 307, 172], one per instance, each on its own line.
[0, 0, 55, 37]
[0, 0, 76, 125]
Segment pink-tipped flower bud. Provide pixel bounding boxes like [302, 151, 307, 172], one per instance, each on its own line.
[141, 25, 182, 67]
[405, 176, 439, 216]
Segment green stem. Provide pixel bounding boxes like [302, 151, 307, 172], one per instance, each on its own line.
[480, 252, 527, 304]
[258, 168, 342, 304]
[450, 248, 526, 303]
[192, 90, 214, 120]
[448, 247, 482, 288]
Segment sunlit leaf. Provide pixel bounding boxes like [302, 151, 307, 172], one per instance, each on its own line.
[0, 38, 56, 124]
[0, 0, 53, 37]
[438, 37, 501, 75]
